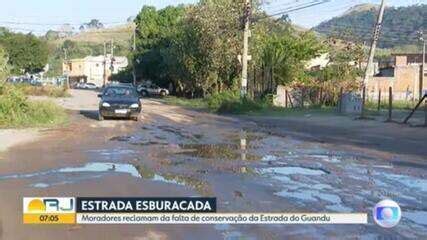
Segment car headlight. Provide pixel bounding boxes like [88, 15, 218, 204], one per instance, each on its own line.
[130, 103, 139, 108]
[102, 102, 111, 107]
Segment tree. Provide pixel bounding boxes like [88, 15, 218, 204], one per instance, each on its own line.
[309, 38, 365, 104]
[131, 0, 326, 97]
[180, 0, 243, 95]
[84, 19, 104, 30]
[0, 46, 9, 81]
[0, 32, 49, 74]
[44, 30, 60, 41]
[58, 24, 74, 37]
[255, 25, 325, 88]
[134, 5, 186, 88]
[127, 16, 135, 23]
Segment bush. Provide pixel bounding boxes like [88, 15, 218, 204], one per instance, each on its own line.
[16, 84, 70, 98]
[206, 91, 264, 114]
[0, 83, 67, 128]
[163, 96, 207, 109]
[206, 91, 239, 111]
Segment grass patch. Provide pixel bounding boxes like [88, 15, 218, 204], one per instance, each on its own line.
[164, 91, 335, 116]
[207, 91, 264, 114]
[244, 105, 336, 117]
[16, 84, 70, 98]
[0, 83, 67, 128]
[162, 96, 208, 110]
[366, 100, 416, 111]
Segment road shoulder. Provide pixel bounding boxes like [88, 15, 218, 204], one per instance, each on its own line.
[0, 129, 40, 153]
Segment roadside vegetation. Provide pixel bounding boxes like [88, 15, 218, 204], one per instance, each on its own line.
[16, 84, 70, 98]
[365, 100, 417, 111]
[121, 1, 365, 114]
[163, 96, 208, 110]
[164, 90, 335, 116]
[0, 83, 67, 128]
[0, 28, 49, 74]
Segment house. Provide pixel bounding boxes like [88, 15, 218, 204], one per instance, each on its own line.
[368, 53, 426, 101]
[305, 53, 330, 70]
[63, 55, 128, 87]
[305, 53, 379, 76]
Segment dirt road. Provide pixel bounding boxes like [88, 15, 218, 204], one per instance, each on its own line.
[0, 90, 426, 239]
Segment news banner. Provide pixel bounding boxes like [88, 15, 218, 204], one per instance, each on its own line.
[23, 197, 367, 225]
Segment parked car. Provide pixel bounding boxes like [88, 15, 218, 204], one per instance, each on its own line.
[136, 83, 169, 97]
[76, 82, 98, 89]
[98, 85, 141, 121]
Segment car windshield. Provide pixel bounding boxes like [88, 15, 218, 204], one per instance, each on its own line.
[104, 87, 137, 97]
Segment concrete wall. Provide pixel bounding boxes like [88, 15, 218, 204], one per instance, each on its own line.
[394, 65, 421, 99]
[368, 55, 424, 101]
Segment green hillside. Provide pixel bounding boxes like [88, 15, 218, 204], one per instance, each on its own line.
[314, 4, 426, 49]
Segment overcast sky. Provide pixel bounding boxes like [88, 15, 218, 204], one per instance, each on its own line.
[0, 0, 425, 34]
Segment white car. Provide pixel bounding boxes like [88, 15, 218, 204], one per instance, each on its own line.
[77, 82, 98, 89]
[137, 83, 169, 97]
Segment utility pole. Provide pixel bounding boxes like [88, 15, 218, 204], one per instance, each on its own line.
[419, 30, 426, 98]
[63, 48, 69, 89]
[241, 0, 251, 97]
[363, 0, 386, 86]
[110, 39, 115, 81]
[103, 42, 107, 86]
[110, 39, 114, 57]
[132, 25, 137, 86]
[63, 48, 68, 61]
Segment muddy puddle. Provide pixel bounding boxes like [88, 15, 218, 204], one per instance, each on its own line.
[65, 126, 427, 237]
[178, 143, 260, 161]
[133, 163, 212, 195]
[0, 162, 141, 188]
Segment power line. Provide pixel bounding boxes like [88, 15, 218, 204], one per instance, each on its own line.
[268, 0, 331, 16]
[264, 0, 321, 12]
[260, 0, 332, 19]
[0, 21, 125, 26]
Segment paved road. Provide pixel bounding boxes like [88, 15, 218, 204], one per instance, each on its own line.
[0, 90, 426, 239]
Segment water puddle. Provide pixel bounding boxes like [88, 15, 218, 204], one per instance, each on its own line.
[308, 154, 341, 163]
[0, 162, 141, 188]
[134, 163, 211, 195]
[58, 163, 140, 177]
[375, 172, 427, 192]
[258, 165, 352, 211]
[391, 160, 427, 169]
[109, 134, 169, 146]
[87, 149, 136, 156]
[152, 174, 185, 186]
[109, 136, 135, 142]
[405, 211, 427, 226]
[259, 166, 328, 176]
[179, 143, 259, 161]
[261, 155, 278, 162]
[325, 203, 353, 212]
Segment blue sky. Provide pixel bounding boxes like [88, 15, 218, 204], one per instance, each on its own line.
[0, 0, 425, 34]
